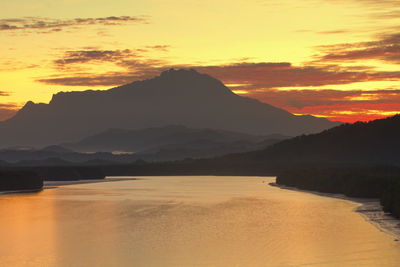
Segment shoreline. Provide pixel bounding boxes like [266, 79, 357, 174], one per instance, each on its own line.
[0, 177, 139, 194]
[44, 177, 139, 189]
[270, 182, 400, 240]
[0, 188, 43, 195]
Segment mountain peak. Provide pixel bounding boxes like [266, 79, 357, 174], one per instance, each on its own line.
[128, 67, 235, 97]
[156, 68, 212, 84]
[159, 68, 199, 77]
[20, 101, 35, 111]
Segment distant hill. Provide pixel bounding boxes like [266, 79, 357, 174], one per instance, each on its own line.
[232, 115, 400, 164]
[41, 145, 74, 154]
[0, 125, 288, 165]
[0, 69, 338, 147]
[135, 131, 286, 160]
[62, 125, 284, 152]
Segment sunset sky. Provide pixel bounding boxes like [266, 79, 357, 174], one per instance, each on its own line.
[1, 0, 400, 122]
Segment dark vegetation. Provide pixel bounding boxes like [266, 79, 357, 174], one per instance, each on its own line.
[0, 170, 43, 191]
[8, 160, 276, 181]
[276, 165, 400, 218]
[270, 115, 400, 218]
[32, 166, 107, 181]
[227, 114, 400, 165]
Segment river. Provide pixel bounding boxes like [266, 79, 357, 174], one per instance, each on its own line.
[0, 176, 399, 267]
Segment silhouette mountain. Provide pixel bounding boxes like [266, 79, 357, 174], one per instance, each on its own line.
[0, 69, 338, 147]
[62, 124, 283, 152]
[232, 115, 400, 164]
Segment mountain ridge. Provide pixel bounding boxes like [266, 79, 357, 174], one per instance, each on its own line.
[0, 125, 288, 164]
[61, 124, 285, 153]
[0, 69, 338, 147]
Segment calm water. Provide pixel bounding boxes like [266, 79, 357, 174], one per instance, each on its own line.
[0, 176, 399, 267]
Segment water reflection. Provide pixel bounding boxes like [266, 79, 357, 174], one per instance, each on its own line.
[0, 176, 399, 267]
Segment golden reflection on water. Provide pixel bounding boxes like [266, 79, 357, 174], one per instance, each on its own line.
[0, 176, 399, 267]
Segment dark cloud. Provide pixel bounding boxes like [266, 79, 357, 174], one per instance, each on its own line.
[244, 89, 400, 122]
[37, 72, 145, 86]
[315, 33, 400, 63]
[0, 91, 10, 96]
[53, 47, 170, 69]
[38, 60, 400, 89]
[295, 29, 349, 35]
[205, 62, 400, 122]
[0, 16, 148, 33]
[296, 102, 399, 122]
[43, 47, 171, 83]
[145, 45, 171, 51]
[54, 49, 136, 66]
[316, 30, 349, 34]
[245, 89, 400, 108]
[197, 63, 400, 89]
[37, 59, 167, 86]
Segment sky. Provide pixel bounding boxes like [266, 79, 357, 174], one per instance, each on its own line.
[1, 0, 400, 122]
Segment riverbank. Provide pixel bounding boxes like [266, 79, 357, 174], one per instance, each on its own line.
[270, 182, 400, 239]
[0, 188, 43, 195]
[44, 177, 139, 189]
[0, 177, 138, 193]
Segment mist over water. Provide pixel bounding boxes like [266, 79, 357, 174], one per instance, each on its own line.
[0, 176, 399, 267]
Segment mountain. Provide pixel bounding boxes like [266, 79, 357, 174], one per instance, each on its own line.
[0, 125, 288, 164]
[62, 124, 283, 152]
[233, 115, 400, 164]
[138, 137, 284, 161]
[0, 69, 338, 148]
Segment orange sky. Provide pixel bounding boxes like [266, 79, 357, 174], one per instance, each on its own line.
[1, 0, 400, 122]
